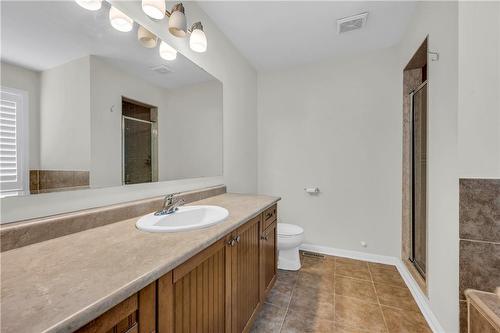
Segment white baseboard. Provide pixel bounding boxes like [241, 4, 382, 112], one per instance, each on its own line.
[299, 243, 445, 333]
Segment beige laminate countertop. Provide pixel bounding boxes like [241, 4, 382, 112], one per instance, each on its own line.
[1, 193, 279, 333]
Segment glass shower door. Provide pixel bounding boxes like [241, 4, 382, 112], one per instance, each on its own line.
[410, 81, 427, 278]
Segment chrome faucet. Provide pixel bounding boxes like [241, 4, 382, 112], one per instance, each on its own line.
[155, 194, 185, 216]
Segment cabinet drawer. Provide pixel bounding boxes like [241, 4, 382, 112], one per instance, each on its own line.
[262, 204, 277, 230]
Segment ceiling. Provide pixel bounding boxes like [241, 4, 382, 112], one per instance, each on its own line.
[197, 1, 416, 71]
[1, 1, 215, 89]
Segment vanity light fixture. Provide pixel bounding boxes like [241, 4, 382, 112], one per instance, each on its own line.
[138, 26, 158, 48]
[189, 22, 207, 53]
[109, 6, 134, 32]
[142, 0, 165, 20]
[166, 3, 187, 38]
[159, 41, 177, 61]
[75, 0, 102, 11]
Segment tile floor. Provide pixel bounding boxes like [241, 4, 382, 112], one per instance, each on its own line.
[251, 252, 432, 333]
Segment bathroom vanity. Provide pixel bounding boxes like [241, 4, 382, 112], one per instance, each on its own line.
[0, 193, 279, 333]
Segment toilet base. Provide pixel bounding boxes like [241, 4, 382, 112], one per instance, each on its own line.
[278, 247, 301, 271]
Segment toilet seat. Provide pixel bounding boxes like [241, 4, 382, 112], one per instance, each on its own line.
[277, 223, 303, 237]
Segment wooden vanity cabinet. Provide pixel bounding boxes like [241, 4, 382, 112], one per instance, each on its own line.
[75, 282, 156, 333]
[158, 239, 228, 333]
[78, 205, 278, 333]
[260, 219, 277, 299]
[229, 215, 262, 333]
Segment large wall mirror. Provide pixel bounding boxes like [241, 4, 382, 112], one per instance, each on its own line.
[0, 1, 222, 197]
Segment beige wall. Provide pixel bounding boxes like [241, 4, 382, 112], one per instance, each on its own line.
[397, 2, 459, 332]
[162, 80, 223, 181]
[258, 47, 402, 257]
[458, 1, 500, 178]
[40, 56, 91, 171]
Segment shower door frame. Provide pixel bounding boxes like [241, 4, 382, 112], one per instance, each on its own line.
[121, 115, 158, 185]
[408, 80, 428, 279]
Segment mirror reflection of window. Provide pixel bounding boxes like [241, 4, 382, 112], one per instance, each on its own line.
[0, 87, 28, 197]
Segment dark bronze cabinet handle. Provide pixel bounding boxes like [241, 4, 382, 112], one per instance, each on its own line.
[261, 235, 269, 241]
[236, 235, 241, 243]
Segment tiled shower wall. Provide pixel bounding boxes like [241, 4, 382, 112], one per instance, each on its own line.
[459, 179, 500, 332]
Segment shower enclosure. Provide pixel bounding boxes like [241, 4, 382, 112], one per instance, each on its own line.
[409, 80, 427, 278]
[121, 98, 158, 185]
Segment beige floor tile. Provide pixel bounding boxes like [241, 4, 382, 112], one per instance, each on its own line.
[335, 261, 371, 281]
[277, 269, 299, 283]
[334, 295, 387, 332]
[370, 266, 407, 288]
[296, 271, 334, 292]
[250, 303, 286, 333]
[381, 306, 432, 333]
[281, 309, 335, 333]
[253, 255, 429, 333]
[368, 262, 398, 272]
[301, 255, 335, 277]
[375, 283, 420, 312]
[333, 322, 377, 333]
[336, 257, 368, 267]
[288, 284, 334, 320]
[334, 276, 378, 303]
[266, 277, 295, 308]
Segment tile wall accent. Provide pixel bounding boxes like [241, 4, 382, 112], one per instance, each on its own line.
[30, 170, 90, 194]
[0, 185, 226, 252]
[459, 178, 500, 333]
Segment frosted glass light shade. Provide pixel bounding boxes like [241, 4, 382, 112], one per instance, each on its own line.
[159, 41, 177, 61]
[189, 28, 207, 53]
[75, 0, 102, 11]
[142, 0, 165, 20]
[109, 6, 133, 32]
[138, 26, 158, 48]
[168, 10, 187, 37]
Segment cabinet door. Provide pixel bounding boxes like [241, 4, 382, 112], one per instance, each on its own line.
[76, 282, 155, 333]
[230, 216, 261, 333]
[158, 239, 227, 333]
[260, 220, 277, 299]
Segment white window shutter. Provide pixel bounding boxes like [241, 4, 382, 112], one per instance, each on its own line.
[0, 87, 28, 196]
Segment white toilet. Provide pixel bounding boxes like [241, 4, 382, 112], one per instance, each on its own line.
[277, 223, 304, 271]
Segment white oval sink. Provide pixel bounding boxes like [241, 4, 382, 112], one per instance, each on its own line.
[136, 205, 229, 233]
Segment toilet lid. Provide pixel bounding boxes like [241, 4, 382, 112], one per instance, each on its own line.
[277, 223, 304, 237]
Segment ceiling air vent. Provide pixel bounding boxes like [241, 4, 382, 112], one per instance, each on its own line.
[337, 12, 368, 34]
[150, 64, 172, 74]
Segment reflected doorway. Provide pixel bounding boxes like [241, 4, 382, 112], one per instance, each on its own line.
[122, 98, 158, 185]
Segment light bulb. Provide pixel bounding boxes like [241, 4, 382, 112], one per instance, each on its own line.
[142, 0, 165, 20]
[109, 6, 133, 32]
[189, 23, 207, 53]
[168, 4, 187, 38]
[138, 26, 158, 48]
[75, 0, 102, 11]
[159, 41, 177, 61]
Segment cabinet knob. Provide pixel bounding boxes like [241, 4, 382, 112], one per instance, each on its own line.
[228, 239, 236, 247]
[236, 235, 241, 243]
